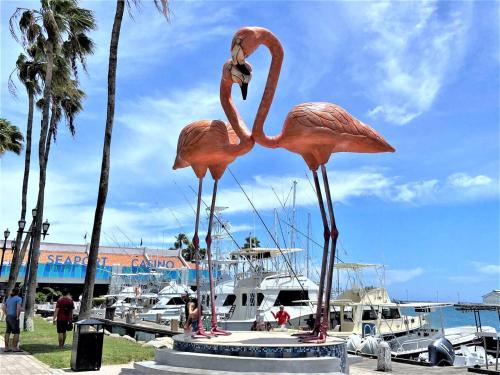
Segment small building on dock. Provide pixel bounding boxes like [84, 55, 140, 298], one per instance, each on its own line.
[483, 290, 500, 306]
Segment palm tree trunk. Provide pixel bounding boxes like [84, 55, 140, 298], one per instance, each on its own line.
[24, 41, 54, 331]
[79, 0, 125, 319]
[5, 88, 34, 299]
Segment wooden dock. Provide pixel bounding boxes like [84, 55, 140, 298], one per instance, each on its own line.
[350, 356, 498, 374]
[98, 317, 181, 339]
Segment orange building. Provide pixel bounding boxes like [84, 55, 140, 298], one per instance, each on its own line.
[0, 241, 191, 295]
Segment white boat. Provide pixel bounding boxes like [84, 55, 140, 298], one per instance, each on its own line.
[328, 286, 427, 339]
[391, 325, 498, 357]
[139, 282, 192, 322]
[215, 247, 318, 331]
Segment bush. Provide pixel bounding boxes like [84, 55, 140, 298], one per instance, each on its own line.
[92, 297, 106, 307]
[36, 292, 47, 304]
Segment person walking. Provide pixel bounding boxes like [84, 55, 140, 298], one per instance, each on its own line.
[2, 287, 22, 352]
[271, 305, 291, 329]
[53, 290, 74, 349]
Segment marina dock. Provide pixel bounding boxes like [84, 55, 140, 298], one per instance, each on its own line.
[98, 317, 181, 341]
[349, 356, 494, 374]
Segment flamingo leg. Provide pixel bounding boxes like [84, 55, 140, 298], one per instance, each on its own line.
[205, 179, 231, 336]
[321, 164, 339, 331]
[298, 169, 330, 341]
[192, 177, 211, 339]
[307, 164, 340, 344]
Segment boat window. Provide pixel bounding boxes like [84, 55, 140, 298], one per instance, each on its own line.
[257, 293, 264, 306]
[166, 297, 185, 305]
[250, 293, 256, 306]
[343, 307, 353, 322]
[242, 293, 248, 306]
[362, 307, 378, 320]
[381, 307, 401, 319]
[223, 294, 236, 306]
[273, 290, 309, 306]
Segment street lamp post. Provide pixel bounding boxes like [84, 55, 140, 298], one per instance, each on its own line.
[18, 208, 50, 300]
[0, 228, 10, 281]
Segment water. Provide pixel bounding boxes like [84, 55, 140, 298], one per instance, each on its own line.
[401, 306, 500, 330]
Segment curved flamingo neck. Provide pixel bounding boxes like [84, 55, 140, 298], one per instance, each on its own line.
[252, 30, 284, 148]
[220, 75, 252, 155]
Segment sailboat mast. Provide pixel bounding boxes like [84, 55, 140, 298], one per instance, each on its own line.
[306, 212, 310, 279]
[291, 180, 297, 270]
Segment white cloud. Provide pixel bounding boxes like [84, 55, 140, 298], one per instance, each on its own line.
[213, 169, 394, 215]
[114, 85, 221, 175]
[393, 180, 439, 203]
[448, 173, 493, 188]
[359, 1, 472, 125]
[472, 262, 500, 275]
[213, 170, 497, 213]
[386, 267, 425, 285]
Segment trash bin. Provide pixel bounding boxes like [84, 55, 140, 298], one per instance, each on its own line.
[71, 319, 104, 371]
[105, 307, 116, 321]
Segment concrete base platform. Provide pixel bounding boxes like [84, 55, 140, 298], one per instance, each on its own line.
[134, 360, 345, 374]
[136, 331, 348, 374]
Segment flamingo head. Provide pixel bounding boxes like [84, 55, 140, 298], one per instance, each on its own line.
[224, 59, 252, 100]
[231, 27, 261, 72]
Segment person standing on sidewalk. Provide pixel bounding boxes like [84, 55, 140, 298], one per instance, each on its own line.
[53, 290, 74, 349]
[2, 287, 22, 352]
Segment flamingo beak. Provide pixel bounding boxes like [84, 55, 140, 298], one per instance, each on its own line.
[241, 82, 248, 100]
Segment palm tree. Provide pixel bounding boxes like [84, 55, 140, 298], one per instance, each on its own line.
[5, 46, 44, 301]
[243, 236, 261, 249]
[79, 0, 169, 319]
[43, 287, 62, 303]
[10, 0, 96, 330]
[0, 119, 23, 156]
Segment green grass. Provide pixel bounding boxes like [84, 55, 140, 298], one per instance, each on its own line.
[1, 317, 155, 369]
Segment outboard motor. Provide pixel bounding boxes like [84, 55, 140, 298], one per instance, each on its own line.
[428, 337, 455, 366]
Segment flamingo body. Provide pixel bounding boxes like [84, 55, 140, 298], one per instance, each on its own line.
[276, 102, 395, 170]
[173, 119, 246, 180]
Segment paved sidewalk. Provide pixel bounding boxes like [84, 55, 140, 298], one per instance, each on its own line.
[1, 335, 142, 374]
[0, 340, 54, 374]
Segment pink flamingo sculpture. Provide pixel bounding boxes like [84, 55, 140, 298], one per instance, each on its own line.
[231, 27, 395, 343]
[173, 60, 253, 338]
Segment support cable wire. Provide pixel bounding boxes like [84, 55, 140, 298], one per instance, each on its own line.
[278, 218, 344, 264]
[228, 168, 308, 296]
[187, 184, 257, 272]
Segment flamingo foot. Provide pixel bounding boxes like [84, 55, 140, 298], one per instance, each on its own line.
[192, 328, 212, 339]
[292, 329, 318, 337]
[302, 330, 327, 344]
[211, 325, 231, 336]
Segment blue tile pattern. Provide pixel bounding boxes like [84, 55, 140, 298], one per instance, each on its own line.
[173, 340, 347, 373]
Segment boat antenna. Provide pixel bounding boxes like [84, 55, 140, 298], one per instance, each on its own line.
[228, 167, 307, 296]
[306, 212, 310, 279]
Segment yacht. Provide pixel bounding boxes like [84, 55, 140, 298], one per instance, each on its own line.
[217, 247, 318, 331]
[328, 286, 427, 339]
[139, 282, 192, 322]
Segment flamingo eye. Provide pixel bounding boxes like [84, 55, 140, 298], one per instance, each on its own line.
[231, 43, 245, 65]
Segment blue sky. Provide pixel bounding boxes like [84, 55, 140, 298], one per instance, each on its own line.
[0, 1, 498, 302]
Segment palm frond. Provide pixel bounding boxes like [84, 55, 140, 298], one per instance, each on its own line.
[0, 118, 24, 156]
[126, 0, 170, 20]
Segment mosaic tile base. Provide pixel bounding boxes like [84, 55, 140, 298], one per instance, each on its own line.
[172, 332, 347, 373]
